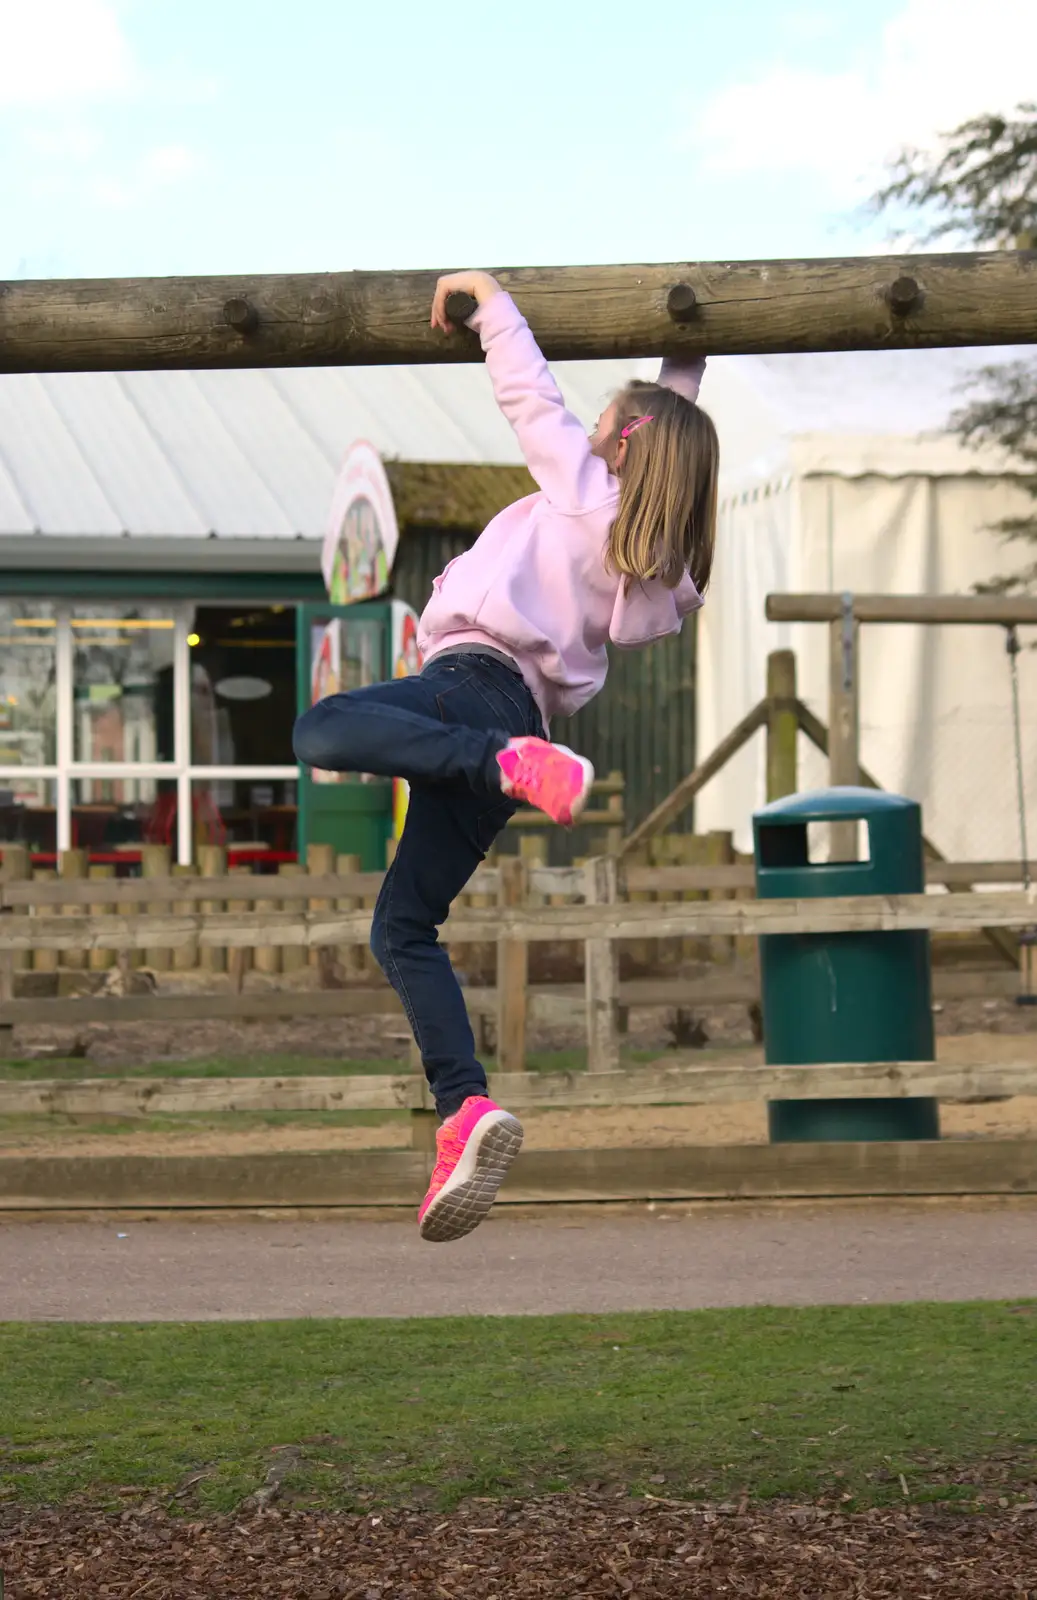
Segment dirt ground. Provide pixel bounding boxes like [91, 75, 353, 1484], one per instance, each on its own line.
[18, 979, 1037, 1070]
[3, 1498, 1036, 1599]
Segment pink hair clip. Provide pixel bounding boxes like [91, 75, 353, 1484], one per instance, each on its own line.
[620, 414, 654, 439]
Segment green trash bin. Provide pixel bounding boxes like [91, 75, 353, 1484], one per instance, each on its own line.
[753, 787, 940, 1143]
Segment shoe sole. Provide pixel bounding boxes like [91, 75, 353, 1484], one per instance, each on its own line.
[418, 1109, 524, 1244]
[551, 745, 595, 827]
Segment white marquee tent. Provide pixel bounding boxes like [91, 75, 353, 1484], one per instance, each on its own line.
[691, 346, 1037, 862]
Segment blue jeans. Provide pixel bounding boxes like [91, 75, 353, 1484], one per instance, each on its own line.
[292, 653, 545, 1117]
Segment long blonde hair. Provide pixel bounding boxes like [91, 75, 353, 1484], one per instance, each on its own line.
[605, 381, 718, 594]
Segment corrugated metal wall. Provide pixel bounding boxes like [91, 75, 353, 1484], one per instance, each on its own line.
[392, 528, 698, 856]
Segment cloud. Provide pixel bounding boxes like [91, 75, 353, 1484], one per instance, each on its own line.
[0, 0, 137, 107]
[689, 0, 1037, 193]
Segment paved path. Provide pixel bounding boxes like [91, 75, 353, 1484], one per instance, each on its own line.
[2, 1202, 1035, 1320]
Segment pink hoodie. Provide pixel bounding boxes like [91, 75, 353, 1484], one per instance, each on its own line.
[417, 292, 706, 724]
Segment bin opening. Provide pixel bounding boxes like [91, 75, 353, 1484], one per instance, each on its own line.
[808, 820, 871, 865]
[758, 820, 871, 869]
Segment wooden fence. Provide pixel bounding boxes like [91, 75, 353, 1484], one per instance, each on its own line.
[0, 855, 1031, 1070]
[3, 859, 1037, 1208]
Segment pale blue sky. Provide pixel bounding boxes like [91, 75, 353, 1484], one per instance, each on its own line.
[1, 0, 1032, 280]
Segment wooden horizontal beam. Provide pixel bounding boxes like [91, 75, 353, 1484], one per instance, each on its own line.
[2, 859, 1029, 912]
[3, 1139, 1035, 1208]
[0, 962, 1016, 1032]
[767, 593, 1037, 626]
[3, 889, 1037, 951]
[3, 252, 1035, 375]
[3, 1055, 1034, 1118]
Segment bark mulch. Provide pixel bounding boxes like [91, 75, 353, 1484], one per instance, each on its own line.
[3, 1496, 1036, 1599]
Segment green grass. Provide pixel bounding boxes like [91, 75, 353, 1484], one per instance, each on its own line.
[1, 1305, 1034, 1514]
[0, 1046, 673, 1084]
[0, 1053, 407, 1082]
[0, 1108, 409, 1141]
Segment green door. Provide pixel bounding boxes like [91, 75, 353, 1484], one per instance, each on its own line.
[295, 601, 393, 870]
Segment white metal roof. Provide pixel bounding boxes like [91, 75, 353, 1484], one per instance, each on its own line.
[0, 345, 1029, 543]
[0, 357, 654, 541]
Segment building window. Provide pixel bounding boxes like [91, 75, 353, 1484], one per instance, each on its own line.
[0, 601, 58, 771]
[0, 602, 298, 867]
[72, 606, 176, 769]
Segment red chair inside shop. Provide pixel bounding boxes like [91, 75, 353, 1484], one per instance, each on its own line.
[145, 790, 226, 847]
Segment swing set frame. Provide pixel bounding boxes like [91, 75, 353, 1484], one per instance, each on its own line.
[765, 592, 1037, 999]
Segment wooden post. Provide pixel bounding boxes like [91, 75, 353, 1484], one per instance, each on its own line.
[172, 863, 198, 971]
[279, 862, 307, 973]
[0, 945, 14, 1058]
[6, 252, 1037, 376]
[31, 869, 58, 973]
[140, 844, 172, 972]
[584, 856, 620, 1074]
[828, 598, 861, 860]
[336, 853, 364, 978]
[468, 868, 496, 1053]
[496, 855, 528, 1075]
[306, 842, 336, 982]
[766, 650, 798, 802]
[2, 845, 31, 974]
[707, 830, 737, 964]
[254, 865, 282, 976]
[59, 849, 89, 972]
[604, 772, 624, 854]
[88, 864, 116, 972]
[227, 865, 252, 994]
[198, 845, 227, 974]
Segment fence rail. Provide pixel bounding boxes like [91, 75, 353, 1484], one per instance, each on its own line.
[0, 857, 1029, 910]
[3, 888, 1037, 952]
[0, 859, 1032, 1077]
[4, 1055, 1036, 1120]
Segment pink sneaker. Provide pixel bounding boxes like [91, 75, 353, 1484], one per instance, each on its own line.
[418, 1096, 524, 1243]
[496, 737, 594, 826]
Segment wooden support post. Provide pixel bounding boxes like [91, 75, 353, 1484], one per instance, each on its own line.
[279, 862, 307, 973]
[172, 864, 198, 971]
[707, 830, 737, 964]
[468, 867, 496, 1053]
[410, 1109, 439, 1164]
[306, 843, 336, 982]
[336, 853, 364, 978]
[88, 864, 116, 972]
[254, 863, 281, 976]
[584, 857, 620, 1074]
[59, 849, 89, 972]
[227, 866, 252, 995]
[496, 856, 528, 1075]
[140, 844, 172, 972]
[2, 845, 31, 974]
[828, 599, 861, 861]
[0, 946, 14, 1057]
[31, 870, 58, 973]
[766, 650, 798, 802]
[198, 845, 227, 974]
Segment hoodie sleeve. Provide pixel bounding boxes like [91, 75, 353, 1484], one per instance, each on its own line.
[468, 293, 615, 515]
[658, 354, 706, 404]
[609, 571, 703, 649]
